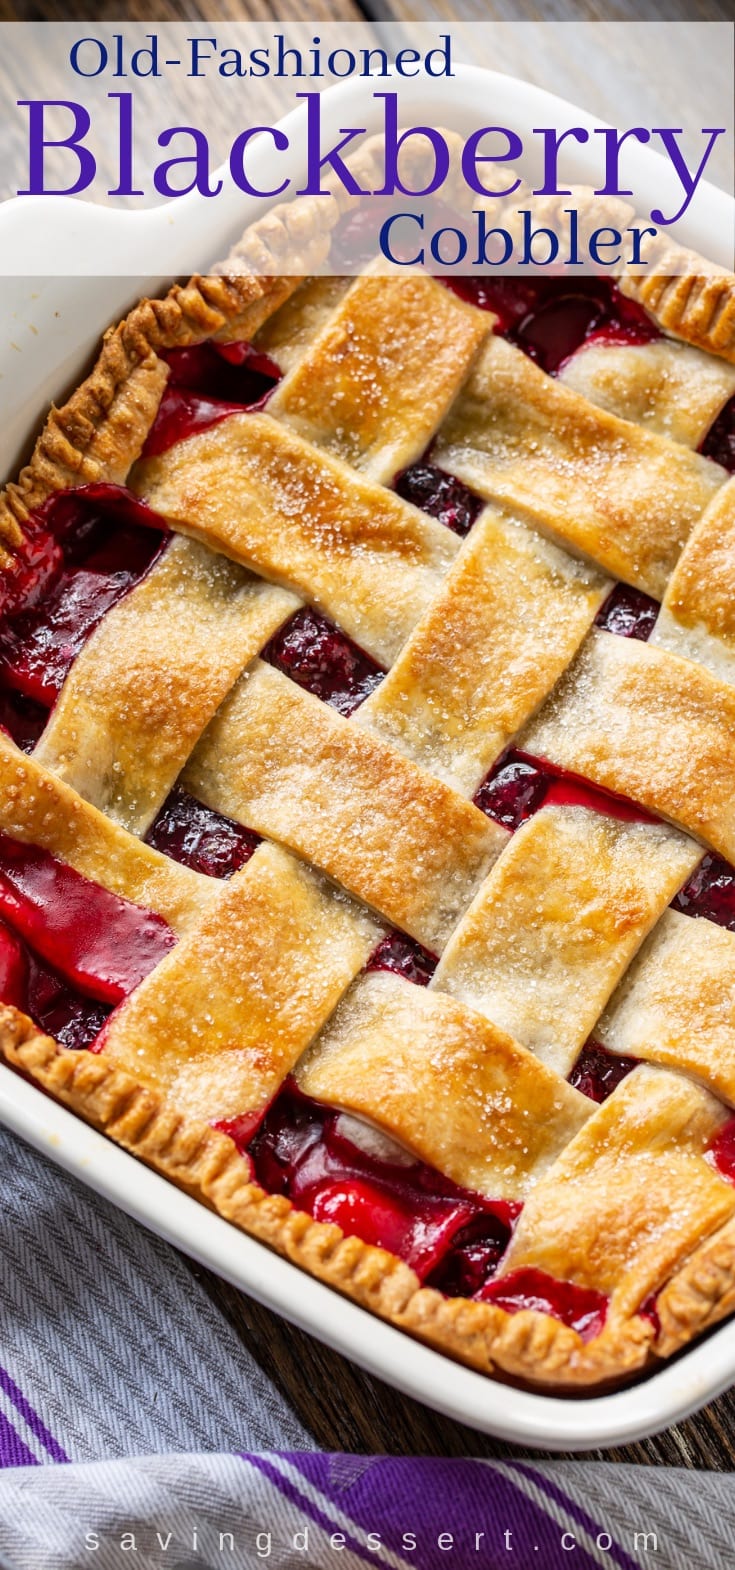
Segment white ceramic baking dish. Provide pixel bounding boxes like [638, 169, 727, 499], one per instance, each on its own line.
[0, 63, 734, 1448]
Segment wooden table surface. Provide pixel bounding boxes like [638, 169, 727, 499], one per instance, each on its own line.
[3, 0, 735, 1470]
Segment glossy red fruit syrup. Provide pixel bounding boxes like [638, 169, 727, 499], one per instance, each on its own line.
[0, 485, 166, 746]
[0, 835, 178, 1052]
[242, 1082, 610, 1331]
[477, 1269, 608, 1343]
[365, 930, 437, 987]
[672, 853, 735, 932]
[142, 341, 281, 457]
[700, 395, 735, 474]
[247, 1080, 520, 1286]
[475, 749, 657, 832]
[448, 275, 659, 374]
[394, 463, 483, 537]
[145, 786, 260, 879]
[263, 607, 384, 715]
[595, 583, 659, 642]
[708, 1118, 735, 1184]
[0, 833, 175, 1005]
[0, 918, 110, 1052]
[569, 1041, 639, 1104]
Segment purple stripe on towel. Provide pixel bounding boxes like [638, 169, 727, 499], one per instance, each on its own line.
[0, 1408, 37, 1468]
[286, 1453, 606, 1569]
[245, 1454, 385, 1567]
[0, 1366, 68, 1463]
[512, 1461, 641, 1570]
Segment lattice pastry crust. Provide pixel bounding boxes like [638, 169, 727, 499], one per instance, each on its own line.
[2, 194, 735, 1390]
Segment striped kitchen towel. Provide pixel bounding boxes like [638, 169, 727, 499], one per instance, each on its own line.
[0, 1451, 734, 1569]
[0, 1125, 311, 1464]
[1, 1125, 734, 1570]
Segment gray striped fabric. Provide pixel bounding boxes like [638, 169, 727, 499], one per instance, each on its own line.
[0, 1127, 312, 1462]
[2, 1126, 735, 1570]
[0, 1452, 734, 1570]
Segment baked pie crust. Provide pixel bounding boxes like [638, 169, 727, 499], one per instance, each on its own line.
[3, 176, 735, 1391]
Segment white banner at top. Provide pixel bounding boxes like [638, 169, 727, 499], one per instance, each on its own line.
[0, 21, 731, 275]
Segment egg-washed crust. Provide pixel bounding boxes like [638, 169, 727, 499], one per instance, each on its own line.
[0, 272, 298, 560]
[0, 1006, 662, 1388]
[617, 246, 735, 365]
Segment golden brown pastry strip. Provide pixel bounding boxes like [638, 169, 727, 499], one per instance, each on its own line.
[499, 1065, 735, 1316]
[432, 334, 723, 597]
[131, 411, 459, 666]
[599, 908, 735, 1106]
[101, 841, 379, 1125]
[254, 278, 353, 372]
[296, 971, 590, 1199]
[558, 337, 735, 448]
[183, 659, 507, 951]
[356, 508, 609, 795]
[522, 629, 735, 862]
[0, 737, 213, 935]
[35, 537, 298, 835]
[431, 803, 700, 1075]
[651, 477, 735, 684]
[269, 271, 490, 483]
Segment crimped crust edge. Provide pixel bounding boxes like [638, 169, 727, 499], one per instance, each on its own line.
[0, 1008, 661, 1390]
